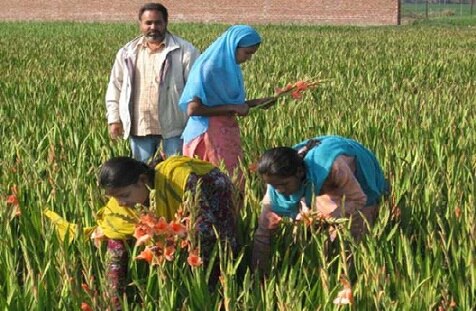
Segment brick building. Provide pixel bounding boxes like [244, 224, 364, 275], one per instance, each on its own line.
[0, 0, 400, 25]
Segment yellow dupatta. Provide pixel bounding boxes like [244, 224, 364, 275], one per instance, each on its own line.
[154, 155, 214, 220]
[44, 197, 140, 241]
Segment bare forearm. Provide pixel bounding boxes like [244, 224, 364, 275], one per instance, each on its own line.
[186, 99, 248, 117]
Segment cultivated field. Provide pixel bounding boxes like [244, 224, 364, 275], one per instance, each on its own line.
[0, 20, 475, 310]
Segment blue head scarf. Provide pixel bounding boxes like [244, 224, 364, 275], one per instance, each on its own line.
[268, 136, 389, 218]
[179, 25, 261, 144]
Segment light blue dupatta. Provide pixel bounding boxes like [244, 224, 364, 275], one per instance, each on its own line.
[269, 136, 388, 218]
[178, 25, 261, 144]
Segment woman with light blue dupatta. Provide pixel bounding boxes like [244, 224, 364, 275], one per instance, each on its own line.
[251, 135, 389, 273]
[178, 25, 276, 183]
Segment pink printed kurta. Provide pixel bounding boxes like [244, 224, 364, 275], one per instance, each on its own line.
[183, 115, 243, 182]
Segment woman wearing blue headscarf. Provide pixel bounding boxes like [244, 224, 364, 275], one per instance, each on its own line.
[179, 25, 275, 181]
[251, 135, 389, 273]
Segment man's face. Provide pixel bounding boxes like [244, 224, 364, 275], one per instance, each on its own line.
[139, 10, 167, 43]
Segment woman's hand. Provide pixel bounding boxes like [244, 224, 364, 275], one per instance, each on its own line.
[260, 208, 282, 230]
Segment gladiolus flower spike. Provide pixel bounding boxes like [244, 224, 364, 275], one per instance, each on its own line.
[274, 78, 328, 101]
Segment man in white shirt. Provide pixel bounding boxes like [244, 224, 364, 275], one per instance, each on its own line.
[106, 2, 199, 162]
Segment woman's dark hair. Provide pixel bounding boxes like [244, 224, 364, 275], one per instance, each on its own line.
[99, 156, 155, 189]
[257, 139, 320, 177]
[257, 147, 303, 178]
[138, 3, 168, 22]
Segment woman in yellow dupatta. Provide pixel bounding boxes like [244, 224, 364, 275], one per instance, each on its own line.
[47, 155, 237, 309]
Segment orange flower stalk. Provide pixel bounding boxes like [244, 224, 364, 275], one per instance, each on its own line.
[275, 78, 324, 99]
[133, 211, 199, 267]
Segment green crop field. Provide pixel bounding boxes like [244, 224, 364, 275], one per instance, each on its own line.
[1, 20, 475, 310]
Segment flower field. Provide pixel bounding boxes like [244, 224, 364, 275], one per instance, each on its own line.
[0, 21, 475, 310]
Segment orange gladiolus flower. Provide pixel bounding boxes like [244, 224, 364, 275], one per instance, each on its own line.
[169, 222, 187, 237]
[333, 275, 354, 305]
[248, 162, 258, 173]
[273, 78, 325, 102]
[81, 283, 91, 294]
[187, 249, 203, 267]
[6, 185, 19, 206]
[80, 302, 93, 311]
[6, 194, 19, 206]
[133, 223, 154, 246]
[6, 185, 21, 217]
[180, 239, 190, 250]
[154, 216, 170, 235]
[140, 213, 159, 228]
[164, 245, 175, 261]
[454, 207, 461, 219]
[136, 246, 154, 264]
[90, 227, 106, 248]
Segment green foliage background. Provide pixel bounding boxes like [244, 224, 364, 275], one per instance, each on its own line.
[0, 19, 475, 310]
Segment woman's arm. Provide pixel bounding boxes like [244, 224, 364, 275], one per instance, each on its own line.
[315, 156, 367, 218]
[246, 97, 277, 109]
[186, 97, 250, 117]
[251, 193, 281, 275]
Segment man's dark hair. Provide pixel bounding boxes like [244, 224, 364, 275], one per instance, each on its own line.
[138, 3, 168, 22]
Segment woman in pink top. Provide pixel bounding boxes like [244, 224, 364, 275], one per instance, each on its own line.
[251, 135, 388, 273]
[178, 25, 275, 185]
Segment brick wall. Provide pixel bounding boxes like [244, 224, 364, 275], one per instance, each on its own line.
[0, 0, 400, 25]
